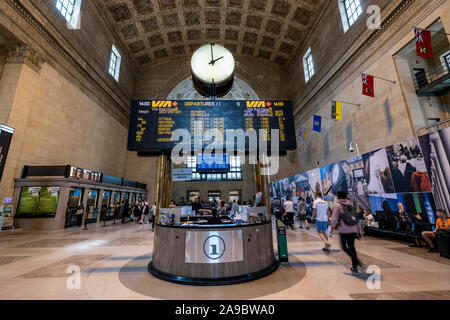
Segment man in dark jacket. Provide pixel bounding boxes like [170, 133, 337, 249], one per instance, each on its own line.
[331, 191, 363, 274]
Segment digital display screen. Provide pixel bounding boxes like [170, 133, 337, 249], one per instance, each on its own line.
[127, 100, 297, 152]
[197, 154, 229, 172]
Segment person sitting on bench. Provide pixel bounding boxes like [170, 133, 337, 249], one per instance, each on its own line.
[422, 209, 450, 253]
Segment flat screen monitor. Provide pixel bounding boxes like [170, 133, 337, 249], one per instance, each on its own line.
[196, 154, 230, 173]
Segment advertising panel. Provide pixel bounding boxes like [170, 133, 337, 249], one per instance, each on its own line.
[17, 187, 60, 217]
[269, 126, 449, 238]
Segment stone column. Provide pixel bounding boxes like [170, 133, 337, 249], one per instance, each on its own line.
[56, 187, 71, 229]
[80, 188, 90, 227]
[5, 44, 46, 73]
[96, 189, 104, 224]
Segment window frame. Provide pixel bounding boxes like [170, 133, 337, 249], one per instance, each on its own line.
[55, 0, 82, 29]
[338, 0, 363, 33]
[109, 45, 122, 82]
[303, 48, 314, 83]
[186, 155, 243, 182]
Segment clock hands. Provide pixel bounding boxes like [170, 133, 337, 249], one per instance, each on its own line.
[210, 43, 214, 65]
[209, 56, 224, 65]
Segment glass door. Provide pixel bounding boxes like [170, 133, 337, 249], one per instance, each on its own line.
[65, 188, 83, 228]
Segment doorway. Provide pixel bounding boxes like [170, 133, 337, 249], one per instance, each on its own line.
[187, 191, 200, 203]
[229, 190, 241, 203]
[208, 191, 221, 202]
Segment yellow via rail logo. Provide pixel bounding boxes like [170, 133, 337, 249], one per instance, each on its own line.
[152, 101, 178, 107]
[246, 101, 273, 108]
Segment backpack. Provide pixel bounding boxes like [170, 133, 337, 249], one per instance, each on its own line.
[340, 204, 359, 226]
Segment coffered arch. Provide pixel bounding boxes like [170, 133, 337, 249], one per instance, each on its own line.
[96, 0, 326, 69]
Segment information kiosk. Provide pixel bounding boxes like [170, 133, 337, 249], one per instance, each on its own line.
[127, 100, 297, 285]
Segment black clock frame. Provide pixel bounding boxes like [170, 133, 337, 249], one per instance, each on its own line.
[192, 74, 234, 98]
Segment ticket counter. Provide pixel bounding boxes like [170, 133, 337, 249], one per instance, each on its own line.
[13, 165, 148, 230]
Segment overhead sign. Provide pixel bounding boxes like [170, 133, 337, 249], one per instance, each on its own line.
[172, 168, 193, 181]
[69, 166, 102, 182]
[185, 230, 243, 264]
[127, 100, 297, 152]
[0, 124, 14, 183]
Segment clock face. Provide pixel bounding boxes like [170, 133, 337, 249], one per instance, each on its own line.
[191, 44, 235, 84]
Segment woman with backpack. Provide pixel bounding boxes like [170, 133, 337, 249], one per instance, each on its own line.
[331, 191, 363, 274]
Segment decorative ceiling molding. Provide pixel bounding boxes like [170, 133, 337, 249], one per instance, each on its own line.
[96, 0, 327, 68]
[4, 43, 46, 72]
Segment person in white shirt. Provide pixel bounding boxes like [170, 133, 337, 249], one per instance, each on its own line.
[283, 197, 295, 229]
[312, 192, 331, 253]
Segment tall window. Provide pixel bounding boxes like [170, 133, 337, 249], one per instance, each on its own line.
[109, 45, 121, 81]
[303, 48, 314, 83]
[345, 0, 363, 26]
[55, 0, 81, 29]
[339, 0, 363, 32]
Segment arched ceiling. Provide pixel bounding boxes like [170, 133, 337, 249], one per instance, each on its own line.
[97, 0, 326, 69]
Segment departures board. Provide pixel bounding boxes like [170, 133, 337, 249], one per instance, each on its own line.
[127, 100, 297, 152]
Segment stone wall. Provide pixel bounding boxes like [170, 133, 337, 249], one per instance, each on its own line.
[272, 0, 450, 181]
[0, 0, 156, 206]
[134, 55, 290, 100]
[0, 62, 129, 201]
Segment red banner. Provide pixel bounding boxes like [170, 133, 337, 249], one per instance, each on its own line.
[415, 28, 433, 59]
[362, 74, 374, 97]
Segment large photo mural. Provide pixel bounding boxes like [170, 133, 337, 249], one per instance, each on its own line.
[270, 127, 450, 237]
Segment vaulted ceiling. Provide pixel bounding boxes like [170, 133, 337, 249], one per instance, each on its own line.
[97, 0, 326, 68]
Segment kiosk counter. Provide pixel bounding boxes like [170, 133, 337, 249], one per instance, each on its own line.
[149, 208, 278, 286]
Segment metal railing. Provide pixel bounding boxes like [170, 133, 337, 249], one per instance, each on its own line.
[418, 118, 450, 136]
[413, 60, 450, 92]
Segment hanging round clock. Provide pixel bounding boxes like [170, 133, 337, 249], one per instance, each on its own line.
[191, 44, 235, 98]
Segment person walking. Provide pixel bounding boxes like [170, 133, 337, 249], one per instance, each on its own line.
[297, 197, 309, 230]
[132, 202, 141, 223]
[151, 202, 156, 231]
[140, 202, 149, 224]
[283, 197, 295, 230]
[312, 192, 331, 252]
[331, 191, 363, 274]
